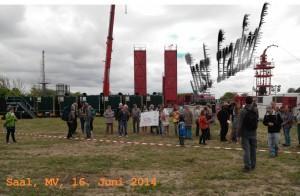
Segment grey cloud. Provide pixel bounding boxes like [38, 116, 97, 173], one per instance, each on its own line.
[0, 6, 25, 38]
[0, 4, 300, 98]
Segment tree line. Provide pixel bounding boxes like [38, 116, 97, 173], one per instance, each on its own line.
[0, 76, 80, 97]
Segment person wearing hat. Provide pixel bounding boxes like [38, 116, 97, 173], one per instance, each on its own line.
[4, 106, 17, 144]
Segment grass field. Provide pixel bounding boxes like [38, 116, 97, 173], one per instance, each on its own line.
[0, 117, 299, 195]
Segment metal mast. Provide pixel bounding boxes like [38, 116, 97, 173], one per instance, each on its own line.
[40, 50, 48, 94]
[102, 5, 115, 96]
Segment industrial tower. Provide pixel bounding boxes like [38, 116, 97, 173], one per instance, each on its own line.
[254, 45, 278, 96]
[40, 50, 48, 94]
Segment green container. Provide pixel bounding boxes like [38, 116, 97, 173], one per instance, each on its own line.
[37, 96, 54, 114]
[104, 95, 121, 114]
[60, 96, 77, 111]
[149, 95, 163, 108]
[86, 95, 100, 113]
[124, 95, 143, 109]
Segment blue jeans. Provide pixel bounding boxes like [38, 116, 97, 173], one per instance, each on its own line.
[186, 126, 192, 139]
[283, 127, 291, 146]
[241, 136, 257, 169]
[120, 121, 128, 136]
[268, 133, 280, 156]
[84, 119, 91, 138]
[80, 117, 85, 134]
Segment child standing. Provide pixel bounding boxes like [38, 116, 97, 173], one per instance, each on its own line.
[4, 106, 17, 144]
[178, 115, 186, 146]
[199, 110, 209, 145]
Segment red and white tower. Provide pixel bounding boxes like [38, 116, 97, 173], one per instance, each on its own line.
[254, 45, 278, 96]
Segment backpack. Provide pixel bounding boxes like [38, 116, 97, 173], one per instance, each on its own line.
[61, 105, 71, 121]
[243, 109, 258, 131]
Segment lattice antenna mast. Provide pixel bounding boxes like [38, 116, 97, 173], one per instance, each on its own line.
[40, 50, 48, 94]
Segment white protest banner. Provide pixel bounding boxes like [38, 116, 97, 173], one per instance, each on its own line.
[140, 111, 159, 127]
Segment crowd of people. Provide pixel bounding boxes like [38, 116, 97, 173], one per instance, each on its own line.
[62, 101, 96, 139]
[2, 96, 300, 172]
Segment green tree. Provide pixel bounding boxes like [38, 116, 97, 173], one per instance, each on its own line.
[295, 87, 300, 93]
[220, 92, 237, 102]
[71, 92, 81, 96]
[7, 88, 22, 96]
[287, 88, 296, 93]
[0, 87, 10, 97]
[29, 86, 56, 96]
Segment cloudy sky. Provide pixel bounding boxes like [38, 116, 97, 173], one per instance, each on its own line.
[0, 3, 299, 98]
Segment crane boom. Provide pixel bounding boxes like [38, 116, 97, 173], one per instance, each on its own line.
[102, 4, 115, 96]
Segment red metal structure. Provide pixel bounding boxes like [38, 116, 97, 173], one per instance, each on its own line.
[163, 45, 177, 105]
[134, 47, 147, 96]
[102, 5, 115, 96]
[254, 45, 278, 96]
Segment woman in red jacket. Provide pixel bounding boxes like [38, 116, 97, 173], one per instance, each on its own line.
[199, 110, 209, 145]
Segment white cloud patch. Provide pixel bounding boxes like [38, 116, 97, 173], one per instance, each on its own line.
[0, 4, 299, 98]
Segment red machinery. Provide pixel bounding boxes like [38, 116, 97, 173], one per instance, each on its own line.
[163, 45, 177, 105]
[134, 47, 147, 96]
[254, 44, 278, 96]
[102, 5, 115, 96]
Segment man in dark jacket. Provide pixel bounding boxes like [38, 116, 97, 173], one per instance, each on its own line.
[67, 107, 74, 139]
[132, 104, 141, 134]
[217, 103, 230, 141]
[263, 106, 283, 157]
[119, 105, 130, 137]
[238, 96, 259, 172]
[116, 103, 123, 135]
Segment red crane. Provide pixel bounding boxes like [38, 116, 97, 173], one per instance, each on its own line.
[102, 5, 115, 96]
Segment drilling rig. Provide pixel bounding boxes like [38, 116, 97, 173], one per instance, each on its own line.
[102, 5, 115, 96]
[254, 44, 278, 96]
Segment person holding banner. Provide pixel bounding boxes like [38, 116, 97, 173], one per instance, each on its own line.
[141, 105, 148, 133]
[140, 108, 160, 133]
[149, 105, 159, 134]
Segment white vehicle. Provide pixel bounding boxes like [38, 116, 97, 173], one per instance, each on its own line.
[256, 93, 300, 119]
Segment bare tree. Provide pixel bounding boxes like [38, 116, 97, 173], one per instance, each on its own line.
[0, 75, 11, 89]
